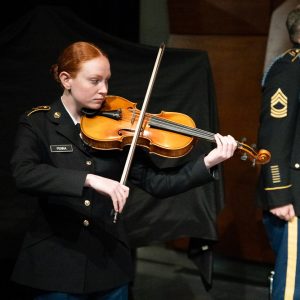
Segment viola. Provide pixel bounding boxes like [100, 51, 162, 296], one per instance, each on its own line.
[80, 95, 271, 165]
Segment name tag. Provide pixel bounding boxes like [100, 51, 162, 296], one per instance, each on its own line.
[50, 145, 73, 152]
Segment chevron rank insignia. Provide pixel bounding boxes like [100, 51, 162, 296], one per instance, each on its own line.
[270, 88, 287, 118]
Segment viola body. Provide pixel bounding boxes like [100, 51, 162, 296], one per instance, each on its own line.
[80, 95, 197, 158]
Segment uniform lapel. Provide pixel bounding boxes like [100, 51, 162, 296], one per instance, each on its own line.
[47, 100, 88, 154]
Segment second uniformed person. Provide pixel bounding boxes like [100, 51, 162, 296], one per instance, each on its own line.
[257, 7, 300, 300]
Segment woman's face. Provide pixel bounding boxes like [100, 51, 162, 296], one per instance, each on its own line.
[69, 56, 111, 110]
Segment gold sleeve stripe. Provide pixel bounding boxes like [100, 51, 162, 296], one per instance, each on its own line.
[272, 173, 280, 176]
[270, 166, 279, 169]
[284, 217, 298, 299]
[270, 165, 281, 183]
[265, 184, 292, 191]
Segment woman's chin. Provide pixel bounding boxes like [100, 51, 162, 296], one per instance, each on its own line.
[89, 102, 103, 110]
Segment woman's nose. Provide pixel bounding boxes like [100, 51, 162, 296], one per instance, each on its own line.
[98, 83, 108, 94]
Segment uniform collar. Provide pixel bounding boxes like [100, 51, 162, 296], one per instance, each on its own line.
[46, 100, 88, 154]
[47, 100, 74, 126]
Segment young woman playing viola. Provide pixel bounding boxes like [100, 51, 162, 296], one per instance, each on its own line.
[10, 41, 237, 300]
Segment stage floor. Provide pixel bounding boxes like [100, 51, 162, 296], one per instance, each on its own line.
[132, 244, 270, 300]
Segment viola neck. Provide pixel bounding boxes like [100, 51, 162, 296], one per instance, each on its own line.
[149, 115, 216, 143]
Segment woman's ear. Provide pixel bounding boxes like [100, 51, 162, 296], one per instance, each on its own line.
[59, 71, 72, 90]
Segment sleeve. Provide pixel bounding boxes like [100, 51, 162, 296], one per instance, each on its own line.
[129, 149, 215, 198]
[258, 58, 300, 208]
[10, 115, 88, 197]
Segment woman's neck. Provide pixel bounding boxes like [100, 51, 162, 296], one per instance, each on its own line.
[61, 93, 82, 124]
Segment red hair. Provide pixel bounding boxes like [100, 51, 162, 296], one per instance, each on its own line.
[50, 41, 108, 83]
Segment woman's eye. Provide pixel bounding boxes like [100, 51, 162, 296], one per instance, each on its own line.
[91, 79, 100, 85]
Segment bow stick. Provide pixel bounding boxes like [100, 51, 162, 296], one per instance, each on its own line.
[113, 43, 166, 223]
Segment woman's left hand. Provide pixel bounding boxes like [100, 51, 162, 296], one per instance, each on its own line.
[204, 133, 237, 169]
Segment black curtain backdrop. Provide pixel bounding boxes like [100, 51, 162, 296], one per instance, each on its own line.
[0, 1, 140, 42]
[0, 5, 223, 294]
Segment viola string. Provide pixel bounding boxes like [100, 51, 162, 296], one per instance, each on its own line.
[123, 109, 216, 141]
[151, 116, 215, 141]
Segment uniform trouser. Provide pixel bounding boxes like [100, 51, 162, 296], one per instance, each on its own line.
[263, 212, 300, 300]
[33, 284, 128, 300]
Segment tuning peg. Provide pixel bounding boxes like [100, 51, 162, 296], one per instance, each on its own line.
[240, 152, 248, 161]
[240, 137, 248, 161]
[250, 144, 257, 166]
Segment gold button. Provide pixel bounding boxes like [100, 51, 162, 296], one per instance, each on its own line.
[86, 160, 92, 166]
[54, 112, 61, 119]
[295, 163, 300, 169]
[83, 219, 89, 227]
[84, 200, 91, 207]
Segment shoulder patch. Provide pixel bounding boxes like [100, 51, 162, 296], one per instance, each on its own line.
[27, 106, 51, 117]
[286, 48, 300, 62]
[270, 88, 287, 118]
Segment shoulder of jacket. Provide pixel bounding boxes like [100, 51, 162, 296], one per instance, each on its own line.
[282, 48, 300, 62]
[26, 105, 51, 117]
[262, 48, 300, 86]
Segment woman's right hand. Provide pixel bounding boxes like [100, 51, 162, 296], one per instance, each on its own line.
[85, 174, 129, 213]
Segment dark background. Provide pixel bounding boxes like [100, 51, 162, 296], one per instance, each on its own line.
[0, 1, 140, 42]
